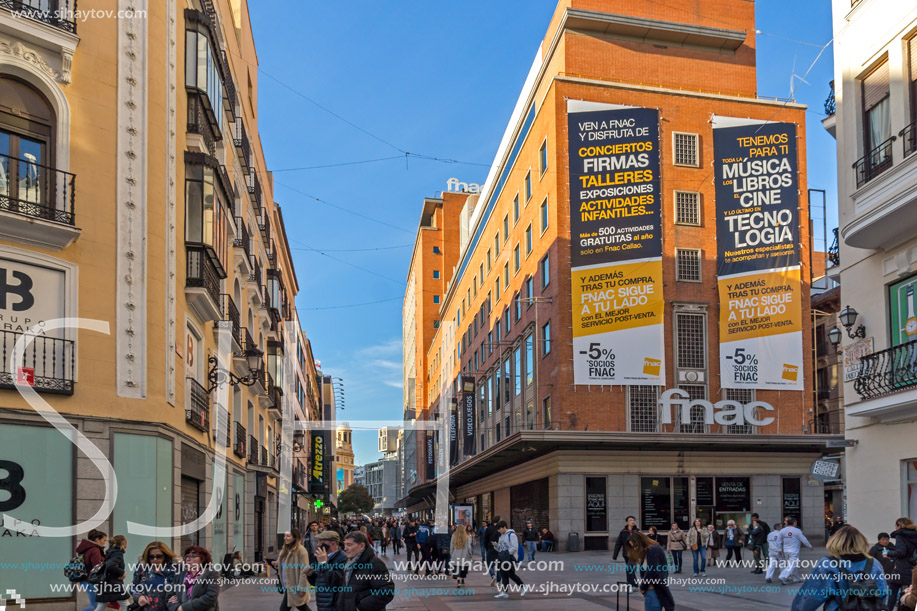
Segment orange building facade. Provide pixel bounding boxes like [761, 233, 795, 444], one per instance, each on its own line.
[400, 0, 838, 548]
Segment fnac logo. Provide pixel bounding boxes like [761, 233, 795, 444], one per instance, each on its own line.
[782, 364, 799, 381]
[0, 589, 25, 610]
[643, 358, 661, 376]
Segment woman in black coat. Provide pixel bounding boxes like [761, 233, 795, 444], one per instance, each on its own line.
[889, 517, 917, 608]
[167, 545, 220, 611]
[95, 535, 131, 608]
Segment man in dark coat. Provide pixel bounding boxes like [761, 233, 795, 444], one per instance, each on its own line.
[612, 516, 640, 587]
[337, 531, 394, 611]
[308, 530, 347, 611]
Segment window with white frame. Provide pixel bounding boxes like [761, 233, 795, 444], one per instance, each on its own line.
[675, 191, 701, 226]
[723, 388, 755, 434]
[675, 312, 706, 370]
[539, 140, 548, 176]
[673, 132, 699, 167]
[677, 384, 708, 433]
[629, 386, 659, 432]
[676, 248, 702, 282]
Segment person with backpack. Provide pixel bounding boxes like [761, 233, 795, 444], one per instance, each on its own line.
[130, 541, 179, 611]
[494, 521, 528, 598]
[790, 525, 888, 611]
[93, 535, 131, 610]
[889, 517, 917, 609]
[749, 513, 771, 575]
[72, 529, 107, 611]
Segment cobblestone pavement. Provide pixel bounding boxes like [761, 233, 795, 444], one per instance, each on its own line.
[218, 547, 827, 610]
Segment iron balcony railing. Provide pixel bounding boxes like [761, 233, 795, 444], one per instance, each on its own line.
[1, 0, 78, 33]
[248, 170, 262, 213]
[234, 217, 252, 260]
[0, 330, 74, 395]
[854, 342, 917, 400]
[0, 152, 76, 226]
[234, 117, 251, 171]
[240, 326, 255, 355]
[266, 371, 282, 409]
[219, 294, 241, 346]
[824, 80, 835, 117]
[293, 462, 306, 489]
[828, 227, 839, 267]
[186, 246, 221, 306]
[212, 405, 231, 447]
[249, 435, 258, 464]
[853, 136, 895, 188]
[219, 165, 236, 218]
[900, 120, 917, 159]
[221, 49, 237, 120]
[186, 378, 210, 432]
[187, 93, 218, 156]
[260, 446, 268, 466]
[249, 255, 262, 285]
[233, 422, 247, 458]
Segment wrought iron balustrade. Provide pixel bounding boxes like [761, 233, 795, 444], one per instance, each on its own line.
[854, 341, 917, 399]
[1, 0, 78, 33]
[900, 120, 917, 159]
[249, 435, 258, 464]
[853, 136, 895, 188]
[219, 294, 241, 346]
[234, 422, 247, 458]
[186, 246, 221, 306]
[0, 329, 74, 394]
[0, 152, 76, 225]
[186, 378, 210, 432]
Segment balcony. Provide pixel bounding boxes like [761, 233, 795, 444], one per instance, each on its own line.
[0, 152, 79, 249]
[293, 461, 306, 489]
[233, 217, 253, 276]
[233, 117, 251, 171]
[232, 327, 256, 377]
[844, 132, 917, 250]
[233, 422, 247, 458]
[185, 246, 222, 322]
[248, 170, 262, 212]
[212, 404, 231, 447]
[263, 371, 282, 415]
[247, 255, 264, 308]
[260, 446, 268, 467]
[902, 120, 917, 160]
[1, 0, 77, 33]
[221, 49, 236, 120]
[214, 294, 241, 349]
[849, 341, 917, 421]
[186, 378, 210, 433]
[249, 435, 258, 465]
[187, 92, 218, 156]
[0, 329, 74, 394]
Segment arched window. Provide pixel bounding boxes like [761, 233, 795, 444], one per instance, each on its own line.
[0, 76, 56, 217]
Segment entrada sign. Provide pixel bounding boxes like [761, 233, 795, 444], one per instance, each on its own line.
[659, 388, 775, 427]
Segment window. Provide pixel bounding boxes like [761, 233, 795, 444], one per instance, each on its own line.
[525, 334, 534, 386]
[494, 277, 501, 301]
[496, 422, 502, 442]
[479, 264, 484, 287]
[480, 433, 486, 451]
[675, 248, 701, 282]
[540, 198, 549, 234]
[433, 246, 440, 254]
[675, 191, 701, 226]
[525, 224, 533, 256]
[486, 250, 492, 273]
[524, 170, 532, 202]
[185, 22, 224, 130]
[629, 386, 659, 432]
[905, 460, 917, 520]
[525, 277, 534, 302]
[472, 278, 477, 298]
[474, 350, 478, 371]
[494, 365, 502, 411]
[503, 357, 511, 403]
[513, 347, 522, 396]
[185, 160, 230, 269]
[504, 416, 510, 437]
[433, 320, 440, 329]
[513, 194, 520, 223]
[540, 255, 550, 289]
[723, 388, 755, 434]
[514, 293, 522, 321]
[503, 215, 509, 241]
[673, 132, 699, 167]
[472, 316, 478, 336]
[495, 319, 502, 343]
[675, 312, 706, 370]
[862, 61, 892, 181]
[487, 332, 493, 356]
[433, 295, 440, 304]
[486, 376, 493, 414]
[504, 263, 510, 288]
[504, 307, 511, 333]
[514, 245, 520, 273]
[433, 270, 440, 279]
[542, 320, 551, 355]
[494, 233, 500, 256]
[542, 395, 551, 429]
[677, 384, 708, 433]
[539, 140, 548, 176]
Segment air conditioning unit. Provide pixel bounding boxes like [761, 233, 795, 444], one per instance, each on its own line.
[677, 370, 706, 383]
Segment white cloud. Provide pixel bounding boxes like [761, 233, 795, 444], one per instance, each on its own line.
[358, 338, 402, 359]
[383, 380, 403, 389]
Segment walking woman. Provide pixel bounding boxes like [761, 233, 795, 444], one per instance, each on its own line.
[666, 523, 687, 574]
[626, 531, 675, 611]
[449, 522, 473, 588]
[274, 529, 311, 611]
[686, 519, 709, 577]
[131, 541, 178, 610]
[76, 529, 106, 611]
[95, 535, 131, 611]
[723, 520, 746, 563]
[167, 546, 220, 611]
[889, 517, 917, 608]
[706, 524, 720, 568]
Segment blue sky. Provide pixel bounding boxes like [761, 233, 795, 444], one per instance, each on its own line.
[249, 0, 837, 466]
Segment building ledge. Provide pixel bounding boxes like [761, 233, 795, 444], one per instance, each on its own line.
[0, 209, 80, 250]
[847, 387, 917, 422]
[822, 113, 836, 139]
[564, 8, 746, 53]
[843, 152, 917, 250]
[0, 9, 78, 85]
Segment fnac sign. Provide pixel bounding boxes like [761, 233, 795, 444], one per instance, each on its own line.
[659, 388, 775, 428]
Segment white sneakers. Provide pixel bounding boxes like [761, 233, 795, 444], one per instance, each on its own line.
[520, 584, 530, 597]
[494, 592, 509, 599]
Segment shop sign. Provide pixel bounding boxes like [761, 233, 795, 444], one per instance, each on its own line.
[810, 458, 841, 481]
[659, 388, 775, 427]
[843, 337, 873, 382]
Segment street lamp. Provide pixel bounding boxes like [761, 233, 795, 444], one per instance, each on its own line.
[827, 326, 843, 349]
[839, 305, 866, 339]
[205, 346, 264, 393]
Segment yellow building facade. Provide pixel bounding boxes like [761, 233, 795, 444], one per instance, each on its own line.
[0, 1, 319, 607]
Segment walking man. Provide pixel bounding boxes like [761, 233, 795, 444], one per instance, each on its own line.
[522, 520, 539, 563]
[612, 516, 640, 587]
[765, 522, 783, 583]
[778, 517, 812, 585]
[748, 513, 770, 574]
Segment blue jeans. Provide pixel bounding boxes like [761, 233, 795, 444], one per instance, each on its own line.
[525, 541, 536, 561]
[79, 582, 97, 611]
[643, 588, 662, 611]
[692, 546, 706, 573]
[671, 549, 683, 572]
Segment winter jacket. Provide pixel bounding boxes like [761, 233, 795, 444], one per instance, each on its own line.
[666, 529, 687, 551]
[75, 539, 105, 576]
[613, 526, 638, 561]
[96, 546, 130, 603]
[790, 554, 889, 611]
[167, 568, 220, 611]
[434, 531, 451, 554]
[686, 527, 709, 548]
[522, 527, 539, 542]
[308, 548, 346, 611]
[278, 544, 311, 608]
[641, 545, 675, 611]
[416, 525, 431, 544]
[724, 527, 746, 548]
[706, 530, 721, 550]
[497, 529, 521, 561]
[869, 542, 896, 576]
[337, 547, 394, 611]
[130, 563, 178, 611]
[449, 534, 473, 565]
[748, 523, 769, 549]
[891, 527, 917, 585]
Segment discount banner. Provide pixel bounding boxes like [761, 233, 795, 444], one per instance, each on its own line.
[714, 122, 803, 390]
[568, 103, 665, 385]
